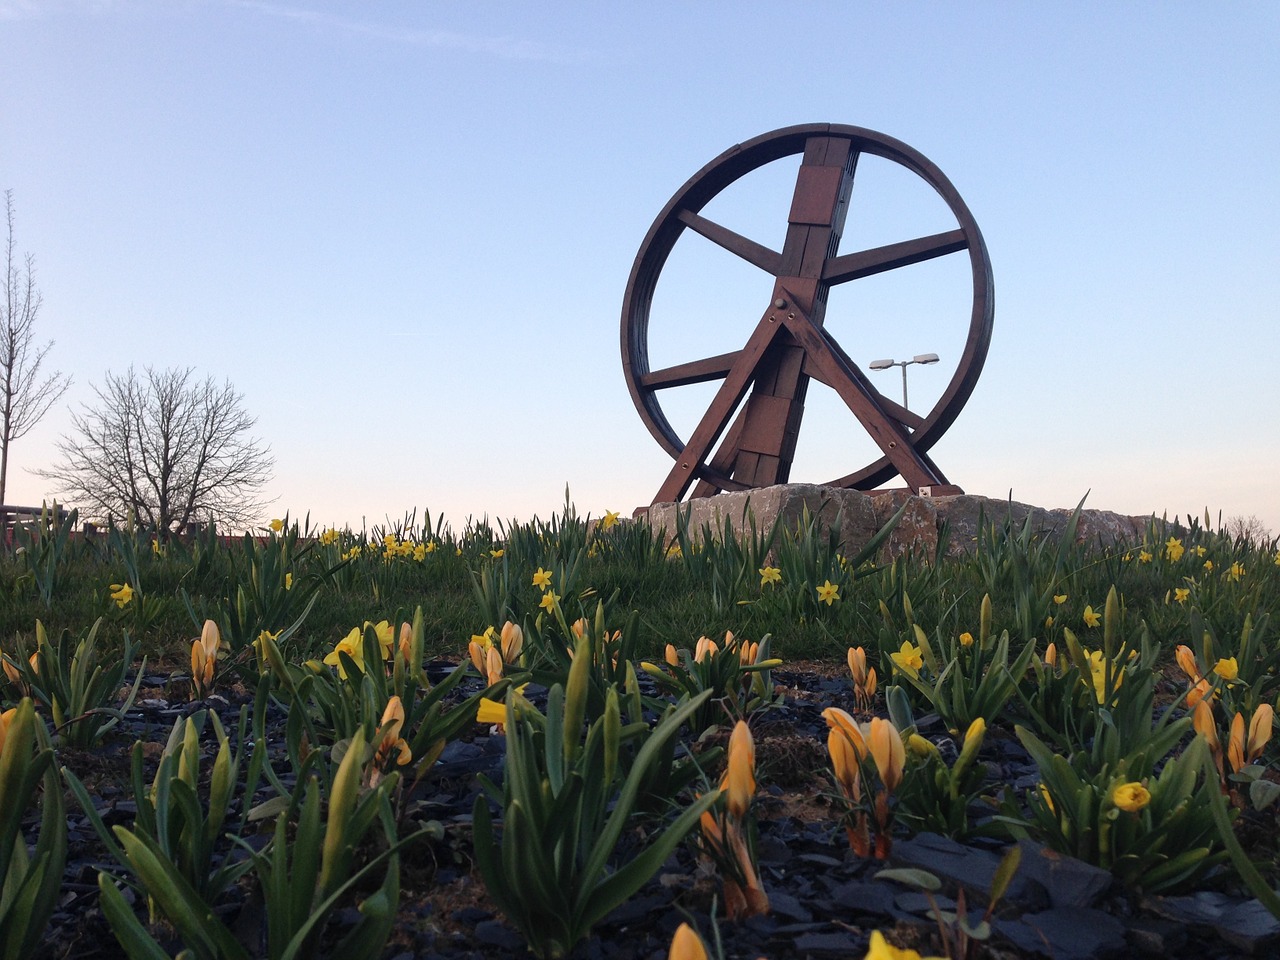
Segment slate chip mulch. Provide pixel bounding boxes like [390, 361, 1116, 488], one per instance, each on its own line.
[33, 664, 1280, 959]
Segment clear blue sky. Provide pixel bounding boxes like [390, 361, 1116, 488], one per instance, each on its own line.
[3, 1, 1278, 536]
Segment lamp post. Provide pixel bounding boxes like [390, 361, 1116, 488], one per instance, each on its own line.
[868, 353, 940, 411]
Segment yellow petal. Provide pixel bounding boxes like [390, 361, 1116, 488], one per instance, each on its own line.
[668, 922, 708, 960]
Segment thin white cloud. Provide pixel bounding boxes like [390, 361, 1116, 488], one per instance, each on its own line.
[228, 0, 587, 64]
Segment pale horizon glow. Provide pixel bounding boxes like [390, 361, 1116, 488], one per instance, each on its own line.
[2, 2, 1277, 537]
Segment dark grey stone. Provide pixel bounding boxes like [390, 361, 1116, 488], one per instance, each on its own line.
[792, 931, 867, 956]
[1216, 898, 1280, 954]
[1015, 839, 1113, 908]
[1125, 917, 1188, 955]
[996, 907, 1126, 959]
[767, 890, 814, 923]
[828, 879, 899, 917]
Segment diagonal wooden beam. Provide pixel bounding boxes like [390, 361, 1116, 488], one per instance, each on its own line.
[676, 210, 783, 275]
[650, 304, 790, 504]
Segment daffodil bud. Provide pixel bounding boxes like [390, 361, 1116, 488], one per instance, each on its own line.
[907, 733, 940, 761]
[603, 687, 621, 786]
[563, 632, 592, 764]
[955, 717, 986, 779]
[979, 593, 992, 647]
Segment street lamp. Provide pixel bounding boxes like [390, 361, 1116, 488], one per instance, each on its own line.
[867, 353, 940, 411]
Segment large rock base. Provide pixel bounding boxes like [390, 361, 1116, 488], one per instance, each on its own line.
[640, 485, 1150, 560]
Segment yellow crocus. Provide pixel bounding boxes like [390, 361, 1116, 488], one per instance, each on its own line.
[1112, 781, 1151, 813]
[958, 631, 974, 647]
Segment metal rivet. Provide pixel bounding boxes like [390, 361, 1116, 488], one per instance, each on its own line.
[787, 313, 794, 319]
[889, 442, 897, 448]
[768, 316, 776, 323]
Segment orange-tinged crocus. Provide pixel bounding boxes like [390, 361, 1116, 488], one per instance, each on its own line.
[1194, 699, 1223, 778]
[822, 707, 870, 760]
[668, 922, 708, 960]
[1044, 642, 1058, 669]
[694, 636, 718, 663]
[828, 726, 864, 800]
[1249, 704, 1274, 763]
[1228, 711, 1247, 773]
[1175, 645, 1201, 681]
[373, 696, 412, 772]
[726, 720, 756, 819]
[664, 644, 680, 667]
[190, 619, 220, 697]
[868, 717, 905, 794]
[500, 621, 523, 664]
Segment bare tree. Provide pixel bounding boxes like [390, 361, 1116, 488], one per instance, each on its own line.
[1223, 514, 1274, 545]
[39, 366, 274, 535]
[1, 190, 72, 507]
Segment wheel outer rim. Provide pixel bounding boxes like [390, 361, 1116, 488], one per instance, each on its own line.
[620, 123, 993, 493]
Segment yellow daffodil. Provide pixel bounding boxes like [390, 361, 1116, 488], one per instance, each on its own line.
[539, 591, 560, 612]
[476, 697, 507, 727]
[532, 567, 553, 590]
[1195, 545, 1206, 557]
[725, 720, 756, 819]
[412, 543, 426, 561]
[1053, 594, 1068, 605]
[816, 580, 840, 606]
[1174, 587, 1190, 604]
[865, 929, 945, 960]
[109, 582, 134, 608]
[1044, 616, 1054, 628]
[1165, 537, 1185, 562]
[324, 629, 366, 680]
[890, 641, 923, 679]
[1203, 560, 1214, 573]
[1138, 550, 1152, 563]
[489, 548, 504, 559]
[600, 510, 620, 531]
[1228, 562, 1245, 582]
[1214, 657, 1239, 682]
[1112, 781, 1151, 813]
[1274, 550, 1280, 567]
[759, 566, 782, 587]
[958, 631, 974, 647]
[269, 518, 283, 533]
[1122, 552, 1131, 562]
[1087, 650, 1122, 704]
[1082, 605, 1101, 628]
[668, 922, 708, 960]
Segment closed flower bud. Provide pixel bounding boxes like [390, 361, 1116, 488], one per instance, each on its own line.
[726, 720, 756, 819]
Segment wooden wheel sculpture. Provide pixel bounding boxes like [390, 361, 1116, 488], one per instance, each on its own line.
[621, 124, 993, 504]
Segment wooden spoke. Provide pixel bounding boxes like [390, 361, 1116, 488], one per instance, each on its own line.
[822, 229, 969, 284]
[640, 351, 740, 389]
[675, 210, 782, 275]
